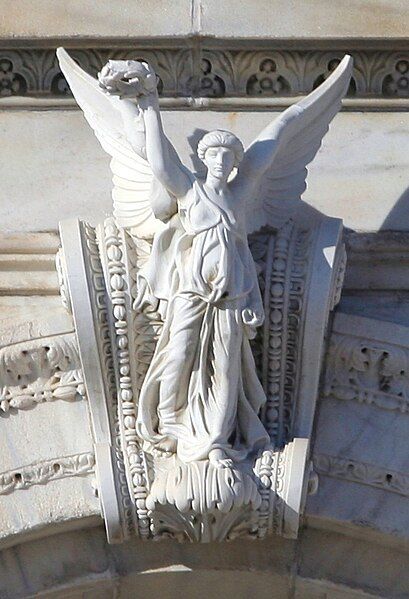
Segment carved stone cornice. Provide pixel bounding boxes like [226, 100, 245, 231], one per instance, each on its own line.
[0, 233, 60, 296]
[0, 47, 408, 110]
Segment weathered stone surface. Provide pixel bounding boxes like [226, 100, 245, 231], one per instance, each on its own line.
[200, 0, 409, 39]
[306, 312, 409, 548]
[0, 526, 295, 598]
[0, 1, 408, 40]
[0, 1, 192, 39]
[299, 528, 409, 598]
[0, 525, 407, 598]
[0, 477, 99, 548]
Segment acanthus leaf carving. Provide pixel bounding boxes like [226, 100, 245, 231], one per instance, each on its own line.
[324, 332, 409, 413]
[0, 333, 85, 414]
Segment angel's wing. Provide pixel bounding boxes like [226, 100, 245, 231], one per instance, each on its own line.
[57, 47, 166, 239]
[244, 55, 353, 234]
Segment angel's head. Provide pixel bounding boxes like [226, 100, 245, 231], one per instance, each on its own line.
[197, 130, 244, 182]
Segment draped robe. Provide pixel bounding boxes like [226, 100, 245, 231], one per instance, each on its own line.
[135, 180, 270, 462]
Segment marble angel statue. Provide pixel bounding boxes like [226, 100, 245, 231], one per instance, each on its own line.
[57, 49, 352, 470]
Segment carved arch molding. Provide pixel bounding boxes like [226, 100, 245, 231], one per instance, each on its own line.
[18, 203, 341, 544]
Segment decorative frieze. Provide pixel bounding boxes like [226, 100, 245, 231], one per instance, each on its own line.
[249, 223, 314, 447]
[314, 454, 409, 498]
[98, 217, 150, 539]
[0, 452, 95, 495]
[0, 48, 408, 101]
[324, 313, 409, 414]
[0, 333, 85, 413]
[59, 218, 134, 543]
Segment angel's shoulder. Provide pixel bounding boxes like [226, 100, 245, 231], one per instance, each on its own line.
[177, 178, 199, 204]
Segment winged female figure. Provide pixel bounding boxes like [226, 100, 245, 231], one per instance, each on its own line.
[57, 49, 352, 469]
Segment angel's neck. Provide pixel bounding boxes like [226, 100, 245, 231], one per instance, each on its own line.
[204, 173, 228, 195]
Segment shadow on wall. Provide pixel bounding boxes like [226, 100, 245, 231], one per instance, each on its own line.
[191, 123, 409, 233]
[188, 128, 208, 178]
[381, 186, 409, 230]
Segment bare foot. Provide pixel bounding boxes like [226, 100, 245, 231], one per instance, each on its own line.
[152, 437, 177, 458]
[209, 449, 233, 469]
[159, 437, 177, 452]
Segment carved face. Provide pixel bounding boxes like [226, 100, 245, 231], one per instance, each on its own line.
[203, 146, 235, 181]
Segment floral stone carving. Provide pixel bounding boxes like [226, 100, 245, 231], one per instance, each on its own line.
[324, 312, 409, 413]
[0, 332, 85, 414]
[56, 48, 351, 542]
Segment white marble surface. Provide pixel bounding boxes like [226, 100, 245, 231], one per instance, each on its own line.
[307, 474, 409, 540]
[314, 397, 409, 473]
[0, 390, 99, 542]
[1, 399, 92, 471]
[201, 0, 409, 39]
[0, 1, 192, 39]
[0, 476, 99, 547]
[1, 109, 409, 233]
[299, 527, 409, 598]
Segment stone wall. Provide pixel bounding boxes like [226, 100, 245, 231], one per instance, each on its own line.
[0, 2, 409, 233]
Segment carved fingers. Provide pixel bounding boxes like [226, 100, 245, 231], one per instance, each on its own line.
[242, 308, 264, 339]
[242, 308, 263, 328]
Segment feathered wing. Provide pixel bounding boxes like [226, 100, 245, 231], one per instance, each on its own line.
[244, 55, 353, 234]
[57, 47, 166, 239]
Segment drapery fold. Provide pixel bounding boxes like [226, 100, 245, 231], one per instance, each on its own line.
[135, 181, 269, 461]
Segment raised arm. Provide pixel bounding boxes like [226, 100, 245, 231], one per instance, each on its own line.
[118, 91, 191, 199]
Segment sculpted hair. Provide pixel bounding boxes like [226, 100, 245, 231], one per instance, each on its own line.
[197, 130, 244, 167]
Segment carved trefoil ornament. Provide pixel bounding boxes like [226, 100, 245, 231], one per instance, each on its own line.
[56, 49, 351, 542]
[1, 47, 409, 101]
